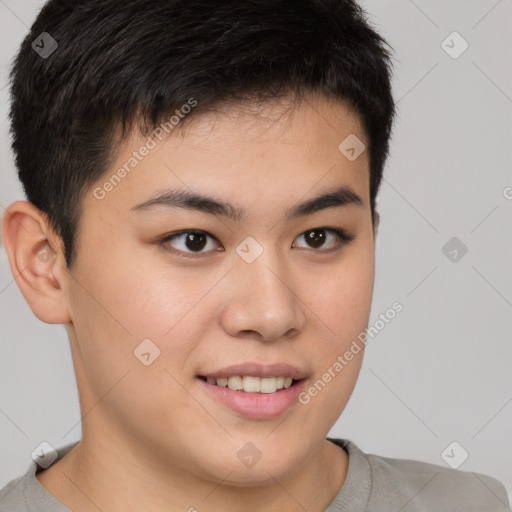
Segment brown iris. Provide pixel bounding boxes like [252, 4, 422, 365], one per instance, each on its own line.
[184, 232, 208, 251]
[304, 229, 326, 249]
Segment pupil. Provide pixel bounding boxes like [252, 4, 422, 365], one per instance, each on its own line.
[186, 232, 207, 251]
[306, 229, 325, 248]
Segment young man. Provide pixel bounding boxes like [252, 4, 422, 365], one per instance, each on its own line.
[0, 0, 509, 510]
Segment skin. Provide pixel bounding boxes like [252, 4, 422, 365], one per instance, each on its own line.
[2, 93, 377, 512]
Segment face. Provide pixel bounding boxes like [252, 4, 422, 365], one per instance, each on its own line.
[60, 94, 375, 485]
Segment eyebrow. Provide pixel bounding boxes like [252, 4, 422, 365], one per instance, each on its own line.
[130, 185, 364, 222]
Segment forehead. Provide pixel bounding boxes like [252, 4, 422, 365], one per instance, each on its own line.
[85, 94, 370, 218]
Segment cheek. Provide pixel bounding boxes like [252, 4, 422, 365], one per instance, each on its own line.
[77, 233, 214, 341]
[67, 255, 205, 434]
[306, 248, 374, 344]
[302, 247, 373, 425]
[67, 243, 207, 403]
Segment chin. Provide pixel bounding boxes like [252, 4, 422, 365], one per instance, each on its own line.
[214, 467, 286, 487]
[205, 450, 302, 487]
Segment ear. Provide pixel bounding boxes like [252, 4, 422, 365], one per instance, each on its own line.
[373, 210, 380, 238]
[1, 200, 71, 324]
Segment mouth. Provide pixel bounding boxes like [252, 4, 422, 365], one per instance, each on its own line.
[195, 364, 308, 419]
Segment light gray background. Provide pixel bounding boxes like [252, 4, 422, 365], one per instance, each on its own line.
[1, 0, 511, 501]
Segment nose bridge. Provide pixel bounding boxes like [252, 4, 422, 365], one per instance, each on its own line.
[222, 239, 306, 340]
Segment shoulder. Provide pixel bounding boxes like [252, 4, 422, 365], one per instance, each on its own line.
[331, 438, 510, 512]
[0, 473, 28, 511]
[367, 450, 509, 511]
[0, 441, 78, 512]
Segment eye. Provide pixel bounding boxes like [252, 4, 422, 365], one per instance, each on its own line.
[292, 227, 355, 251]
[161, 230, 221, 257]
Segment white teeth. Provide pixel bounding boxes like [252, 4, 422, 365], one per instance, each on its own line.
[227, 376, 243, 391]
[260, 377, 277, 393]
[205, 376, 296, 393]
[243, 376, 260, 392]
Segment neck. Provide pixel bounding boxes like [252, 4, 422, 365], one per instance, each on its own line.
[36, 431, 348, 512]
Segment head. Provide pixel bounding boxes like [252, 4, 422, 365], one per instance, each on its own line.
[3, 0, 395, 487]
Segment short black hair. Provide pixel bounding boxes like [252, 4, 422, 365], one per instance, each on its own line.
[9, 0, 395, 269]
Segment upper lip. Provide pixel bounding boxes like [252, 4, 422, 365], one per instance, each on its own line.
[199, 363, 308, 380]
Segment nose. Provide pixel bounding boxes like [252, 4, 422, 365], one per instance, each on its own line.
[219, 249, 307, 343]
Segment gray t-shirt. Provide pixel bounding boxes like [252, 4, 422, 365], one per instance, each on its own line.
[0, 437, 509, 511]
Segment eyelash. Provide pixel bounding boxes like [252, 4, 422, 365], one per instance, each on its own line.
[159, 227, 355, 259]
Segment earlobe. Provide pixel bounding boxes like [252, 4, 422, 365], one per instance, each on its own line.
[1, 200, 71, 324]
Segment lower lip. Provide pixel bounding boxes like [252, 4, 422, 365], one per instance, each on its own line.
[196, 378, 307, 420]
